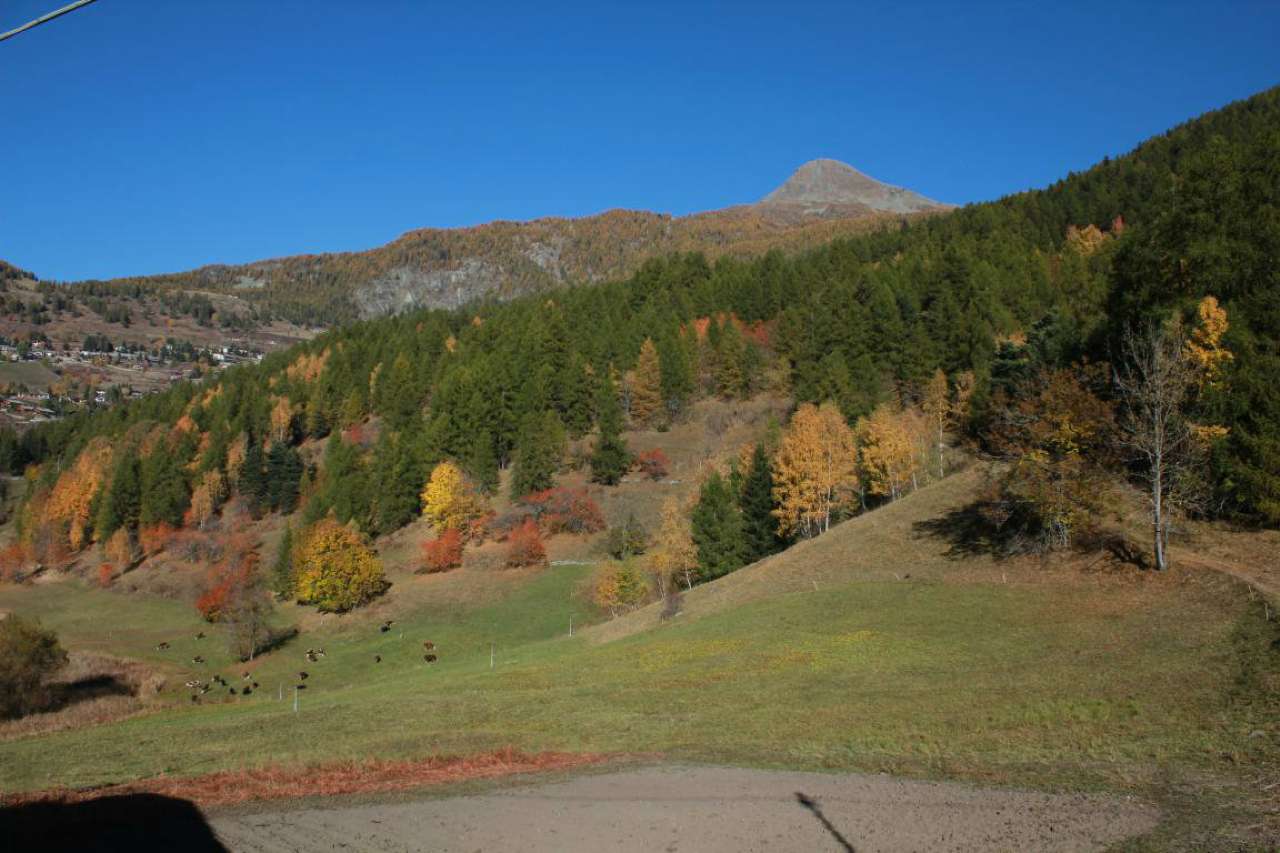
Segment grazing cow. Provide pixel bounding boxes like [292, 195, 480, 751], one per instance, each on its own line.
[314, 648, 326, 657]
[241, 686, 252, 696]
[298, 671, 309, 681]
[190, 695, 199, 704]
[295, 684, 307, 691]
[192, 656, 205, 664]
[423, 641, 435, 651]
[242, 672, 251, 681]
[251, 681, 259, 689]
[155, 642, 170, 651]
[424, 654, 437, 663]
[195, 632, 206, 640]
[228, 687, 235, 695]
[380, 625, 390, 633]
[374, 655, 381, 663]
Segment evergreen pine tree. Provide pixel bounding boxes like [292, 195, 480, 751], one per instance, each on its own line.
[239, 439, 268, 518]
[690, 470, 746, 580]
[589, 378, 631, 485]
[96, 454, 141, 539]
[271, 526, 294, 598]
[740, 443, 783, 562]
[140, 447, 189, 528]
[511, 411, 565, 499]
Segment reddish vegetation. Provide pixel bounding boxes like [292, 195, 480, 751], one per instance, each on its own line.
[521, 487, 605, 535]
[505, 518, 546, 568]
[96, 563, 114, 588]
[0, 543, 26, 582]
[195, 537, 259, 622]
[421, 527, 463, 573]
[0, 749, 610, 810]
[139, 523, 178, 557]
[687, 312, 773, 348]
[635, 448, 670, 480]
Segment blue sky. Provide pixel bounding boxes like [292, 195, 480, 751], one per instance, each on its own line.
[4, 1, 1278, 281]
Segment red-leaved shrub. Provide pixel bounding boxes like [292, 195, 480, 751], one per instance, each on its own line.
[634, 448, 669, 480]
[520, 488, 605, 535]
[97, 563, 114, 588]
[421, 527, 463, 573]
[505, 518, 546, 568]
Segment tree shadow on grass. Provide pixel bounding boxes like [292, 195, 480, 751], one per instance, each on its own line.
[0, 793, 227, 852]
[912, 501, 1019, 560]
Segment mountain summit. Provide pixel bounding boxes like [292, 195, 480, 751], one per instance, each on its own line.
[760, 158, 945, 214]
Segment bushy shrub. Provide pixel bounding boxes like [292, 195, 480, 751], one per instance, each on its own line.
[422, 527, 463, 573]
[592, 559, 650, 616]
[96, 563, 114, 588]
[634, 448, 669, 480]
[0, 614, 67, 719]
[521, 488, 605, 535]
[605, 513, 648, 559]
[505, 518, 546, 568]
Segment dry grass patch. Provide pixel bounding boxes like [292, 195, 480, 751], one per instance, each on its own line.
[1, 748, 610, 810]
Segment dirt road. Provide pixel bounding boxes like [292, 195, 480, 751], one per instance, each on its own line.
[210, 765, 1159, 852]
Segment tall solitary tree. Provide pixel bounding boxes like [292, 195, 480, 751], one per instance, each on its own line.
[590, 377, 631, 485]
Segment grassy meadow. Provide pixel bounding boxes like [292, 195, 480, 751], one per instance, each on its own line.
[0, 471, 1275, 846]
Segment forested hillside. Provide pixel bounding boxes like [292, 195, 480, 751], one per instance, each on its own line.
[4, 86, 1278, 584]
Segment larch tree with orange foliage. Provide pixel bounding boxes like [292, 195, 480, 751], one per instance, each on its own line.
[647, 496, 698, 595]
[857, 404, 918, 501]
[627, 338, 663, 427]
[772, 402, 858, 538]
[189, 469, 228, 529]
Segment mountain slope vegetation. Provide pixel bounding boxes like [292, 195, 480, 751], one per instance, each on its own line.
[5, 85, 1279, 566]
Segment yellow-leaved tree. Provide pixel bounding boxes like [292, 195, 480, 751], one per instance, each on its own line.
[921, 369, 950, 479]
[1183, 295, 1233, 390]
[627, 337, 663, 427]
[292, 519, 385, 612]
[421, 461, 488, 532]
[648, 496, 699, 594]
[857, 404, 918, 501]
[189, 469, 228, 528]
[772, 402, 858, 538]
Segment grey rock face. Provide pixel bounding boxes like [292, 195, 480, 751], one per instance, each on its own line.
[761, 158, 946, 214]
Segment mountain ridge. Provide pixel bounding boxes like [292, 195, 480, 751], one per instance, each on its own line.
[12, 162, 948, 326]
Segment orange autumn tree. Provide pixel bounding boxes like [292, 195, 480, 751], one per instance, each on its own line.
[421, 527, 463, 573]
[627, 337, 663, 427]
[44, 437, 113, 551]
[857, 404, 919, 501]
[292, 519, 386, 612]
[648, 495, 699, 595]
[772, 401, 858, 538]
[189, 469, 228, 528]
[505, 517, 546, 568]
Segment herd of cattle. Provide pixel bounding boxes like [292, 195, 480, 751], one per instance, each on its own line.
[154, 620, 441, 704]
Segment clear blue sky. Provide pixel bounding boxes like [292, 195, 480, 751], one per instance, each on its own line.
[4, 1, 1278, 281]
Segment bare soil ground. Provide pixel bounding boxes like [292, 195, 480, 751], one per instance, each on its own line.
[209, 765, 1160, 852]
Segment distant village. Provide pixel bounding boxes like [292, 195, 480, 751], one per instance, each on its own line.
[0, 336, 264, 430]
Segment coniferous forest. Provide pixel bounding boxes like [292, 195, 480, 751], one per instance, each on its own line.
[5, 86, 1277, 562]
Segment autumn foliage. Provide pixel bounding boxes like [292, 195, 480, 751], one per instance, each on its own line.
[292, 519, 386, 612]
[634, 448, 669, 480]
[504, 518, 546, 568]
[421, 527, 463, 573]
[421, 462, 488, 534]
[772, 402, 858, 537]
[519, 487, 605, 535]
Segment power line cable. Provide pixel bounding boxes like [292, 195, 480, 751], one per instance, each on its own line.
[1, 0, 98, 44]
